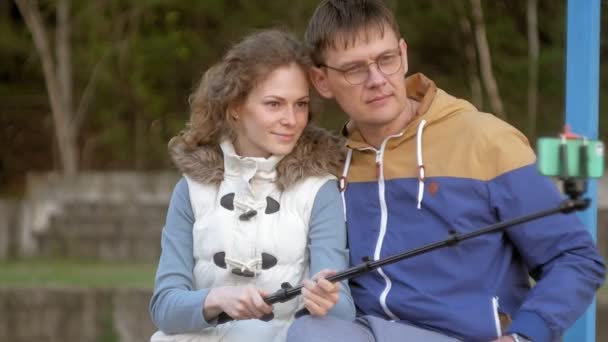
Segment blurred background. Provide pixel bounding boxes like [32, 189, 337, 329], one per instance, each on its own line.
[0, 1, 606, 341]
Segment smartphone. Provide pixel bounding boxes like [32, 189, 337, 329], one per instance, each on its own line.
[537, 137, 605, 178]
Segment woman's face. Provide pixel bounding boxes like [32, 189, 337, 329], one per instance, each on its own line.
[233, 63, 309, 158]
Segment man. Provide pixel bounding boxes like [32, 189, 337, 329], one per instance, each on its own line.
[287, 1, 606, 341]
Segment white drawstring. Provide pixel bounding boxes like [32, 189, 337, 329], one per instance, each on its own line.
[340, 149, 353, 222]
[225, 256, 262, 275]
[342, 119, 427, 213]
[416, 120, 427, 210]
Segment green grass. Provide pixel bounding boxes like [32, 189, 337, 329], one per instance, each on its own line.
[0, 258, 157, 288]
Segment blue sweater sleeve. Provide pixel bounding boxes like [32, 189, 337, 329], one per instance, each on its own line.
[149, 178, 216, 334]
[489, 165, 606, 341]
[308, 180, 356, 321]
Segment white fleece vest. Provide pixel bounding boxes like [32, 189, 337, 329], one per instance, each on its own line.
[154, 141, 334, 342]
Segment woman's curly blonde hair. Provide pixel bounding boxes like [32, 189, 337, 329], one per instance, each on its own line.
[177, 29, 313, 150]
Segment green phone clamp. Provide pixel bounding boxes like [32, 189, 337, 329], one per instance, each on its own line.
[558, 126, 589, 200]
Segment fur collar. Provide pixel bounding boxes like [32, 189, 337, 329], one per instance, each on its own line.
[168, 125, 345, 189]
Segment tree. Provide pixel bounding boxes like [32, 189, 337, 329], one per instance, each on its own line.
[452, 0, 483, 109]
[526, 0, 539, 139]
[469, 0, 505, 119]
[15, 0, 104, 176]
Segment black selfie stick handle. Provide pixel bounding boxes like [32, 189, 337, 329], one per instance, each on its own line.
[216, 196, 589, 324]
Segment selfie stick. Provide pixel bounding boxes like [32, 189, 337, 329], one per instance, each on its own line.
[217, 136, 593, 324]
[217, 188, 589, 324]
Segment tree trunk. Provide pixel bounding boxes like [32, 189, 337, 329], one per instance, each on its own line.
[55, 0, 77, 176]
[134, 110, 146, 170]
[57, 125, 78, 176]
[469, 0, 505, 120]
[455, 1, 483, 109]
[527, 0, 539, 140]
[16, 0, 78, 176]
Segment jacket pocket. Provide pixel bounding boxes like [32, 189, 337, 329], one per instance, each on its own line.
[440, 295, 502, 341]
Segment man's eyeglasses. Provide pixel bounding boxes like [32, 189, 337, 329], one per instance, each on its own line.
[318, 49, 402, 85]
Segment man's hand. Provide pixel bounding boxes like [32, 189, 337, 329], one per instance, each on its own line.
[301, 269, 341, 316]
[490, 336, 515, 342]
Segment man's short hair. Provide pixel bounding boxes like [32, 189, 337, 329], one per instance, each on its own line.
[305, 0, 401, 65]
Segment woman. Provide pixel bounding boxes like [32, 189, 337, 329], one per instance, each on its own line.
[149, 29, 355, 342]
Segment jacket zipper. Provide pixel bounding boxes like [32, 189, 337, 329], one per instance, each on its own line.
[492, 296, 502, 337]
[374, 141, 398, 320]
[352, 133, 403, 321]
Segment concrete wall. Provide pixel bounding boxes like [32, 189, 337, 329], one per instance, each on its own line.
[0, 287, 155, 342]
[16, 171, 179, 258]
[37, 201, 168, 261]
[0, 199, 19, 259]
[0, 287, 604, 341]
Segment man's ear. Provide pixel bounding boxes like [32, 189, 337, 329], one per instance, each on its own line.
[309, 66, 334, 99]
[399, 38, 409, 75]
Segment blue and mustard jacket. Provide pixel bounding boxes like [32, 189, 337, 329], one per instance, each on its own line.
[341, 74, 606, 342]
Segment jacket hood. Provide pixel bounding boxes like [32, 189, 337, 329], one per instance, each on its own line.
[343, 73, 477, 148]
[168, 125, 345, 189]
[340, 73, 480, 210]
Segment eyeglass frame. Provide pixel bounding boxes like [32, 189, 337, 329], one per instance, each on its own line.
[317, 48, 403, 85]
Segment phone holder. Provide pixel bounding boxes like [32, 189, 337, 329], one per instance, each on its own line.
[558, 128, 590, 200]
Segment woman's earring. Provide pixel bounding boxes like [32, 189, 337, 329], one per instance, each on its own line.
[231, 110, 239, 120]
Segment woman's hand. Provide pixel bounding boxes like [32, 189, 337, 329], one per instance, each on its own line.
[203, 285, 273, 321]
[301, 269, 341, 316]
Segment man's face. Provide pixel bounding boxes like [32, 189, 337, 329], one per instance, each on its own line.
[311, 27, 409, 129]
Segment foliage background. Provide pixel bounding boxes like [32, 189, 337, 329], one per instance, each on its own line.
[1, 0, 607, 194]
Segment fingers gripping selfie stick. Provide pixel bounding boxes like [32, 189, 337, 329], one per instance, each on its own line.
[217, 129, 603, 325]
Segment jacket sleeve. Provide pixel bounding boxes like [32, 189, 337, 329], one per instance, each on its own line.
[485, 133, 606, 342]
[149, 177, 217, 334]
[307, 180, 356, 321]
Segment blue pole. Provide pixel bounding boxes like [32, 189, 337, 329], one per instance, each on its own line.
[563, 0, 601, 341]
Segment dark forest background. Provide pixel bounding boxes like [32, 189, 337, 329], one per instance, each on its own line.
[1, 0, 607, 195]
